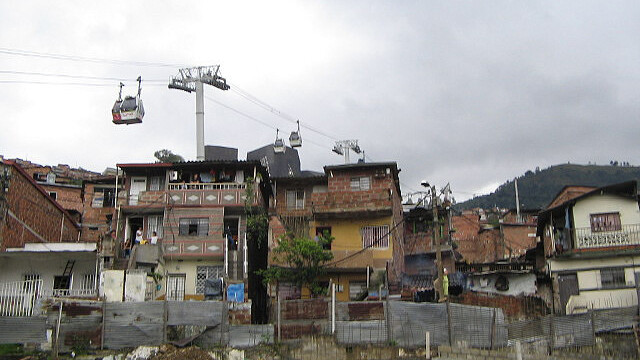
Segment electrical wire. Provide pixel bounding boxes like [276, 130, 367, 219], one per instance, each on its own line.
[0, 47, 186, 68]
[0, 70, 166, 83]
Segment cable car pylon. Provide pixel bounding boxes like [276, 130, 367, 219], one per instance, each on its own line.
[169, 66, 230, 161]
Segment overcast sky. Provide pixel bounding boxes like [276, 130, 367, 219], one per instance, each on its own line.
[1, 1, 638, 201]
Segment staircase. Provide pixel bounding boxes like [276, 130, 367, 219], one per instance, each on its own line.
[57, 260, 75, 290]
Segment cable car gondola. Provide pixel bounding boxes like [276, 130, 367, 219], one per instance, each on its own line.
[289, 120, 302, 147]
[273, 129, 285, 153]
[112, 76, 144, 125]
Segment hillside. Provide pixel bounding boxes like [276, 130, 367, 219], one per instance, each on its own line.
[456, 164, 640, 211]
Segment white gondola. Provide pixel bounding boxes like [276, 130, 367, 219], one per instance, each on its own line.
[274, 129, 286, 153]
[289, 120, 302, 147]
[112, 77, 144, 125]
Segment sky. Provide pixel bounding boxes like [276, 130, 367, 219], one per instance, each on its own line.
[0, 1, 638, 202]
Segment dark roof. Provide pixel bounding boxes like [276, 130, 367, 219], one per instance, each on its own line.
[205, 145, 238, 161]
[324, 161, 399, 172]
[247, 144, 302, 178]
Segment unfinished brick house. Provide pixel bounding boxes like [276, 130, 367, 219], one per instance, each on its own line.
[115, 160, 270, 305]
[270, 162, 404, 301]
[402, 199, 457, 293]
[0, 160, 97, 316]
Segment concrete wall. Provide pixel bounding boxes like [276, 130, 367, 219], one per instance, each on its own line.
[572, 194, 640, 230]
[549, 256, 640, 313]
[0, 251, 97, 295]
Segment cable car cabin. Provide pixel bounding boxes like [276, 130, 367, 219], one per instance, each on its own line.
[273, 138, 286, 153]
[113, 95, 144, 125]
[289, 131, 302, 147]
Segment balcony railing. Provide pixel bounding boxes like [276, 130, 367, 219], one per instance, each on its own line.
[571, 224, 640, 250]
[167, 182, 246, 191]
[0, 279, 42, 316]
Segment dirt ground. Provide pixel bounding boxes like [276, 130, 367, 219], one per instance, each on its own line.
[149, 344, 217, 360]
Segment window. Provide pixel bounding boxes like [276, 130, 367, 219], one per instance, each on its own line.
[362, 225, 390, 248]
[92, 188, 116, 208]
[590, 213, 621, 232]
[195, 265, 223, 294]
[167, 274, 186, 301]
[601, 268, 625, 289]
[350, 176, 371, 191]
[48, 191, 57, 200]
[286, 189, 305, 210]
[179, 218, 209, 236]
[315, 227, 332, 250]
[149, 176, 165, 191]
[147, 215, 164, 238]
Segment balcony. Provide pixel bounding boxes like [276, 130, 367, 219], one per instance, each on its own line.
[163, 239, 225, 258]
[167, 182, 258, 206]
[574, 224, 640, 249]
[557, 224, 640, 251]
[0, 279, 96, 317]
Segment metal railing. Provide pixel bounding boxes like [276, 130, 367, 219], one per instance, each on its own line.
[51, 288, 97, 298]
[0, 279, 42, 316]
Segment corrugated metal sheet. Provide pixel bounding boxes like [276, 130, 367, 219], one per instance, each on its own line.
[0, 316, 47, 343]
[103, 301, 164, 349]
[168, 301, 223, 326]
[335, 320, 388, 345]
[227, 324, 274, 348]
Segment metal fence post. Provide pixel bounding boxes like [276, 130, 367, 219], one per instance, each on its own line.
[490, 308, 497, 349]
[549, 313, 555, 353]
[277, 293, 281, 342]
[446, 299, 453, 346]
[331, 283, 336, 334]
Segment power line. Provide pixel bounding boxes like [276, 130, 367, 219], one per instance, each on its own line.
[0, 47, 186, 68]
[204, 95, 332, 150]
[0, 70, 166, 83]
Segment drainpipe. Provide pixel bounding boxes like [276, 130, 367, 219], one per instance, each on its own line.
[59, 214, 64, 242]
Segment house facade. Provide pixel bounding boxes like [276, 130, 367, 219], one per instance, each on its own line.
[0, 160, 96, 316]
[116, 160, 270, 303]
[537, 181, 640, 314]
[270, 162, 404, 301]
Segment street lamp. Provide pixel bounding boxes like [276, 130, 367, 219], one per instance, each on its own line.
[422, 180, 444, 301]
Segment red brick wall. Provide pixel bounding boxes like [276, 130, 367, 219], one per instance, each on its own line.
[38, 184, 83, 213]
[502, 225, 537, 258]
[1, 163, 80, 250]
[282, 299, 328, 320]
[454, 291, 549, 320]
[81, 182, 117, 243]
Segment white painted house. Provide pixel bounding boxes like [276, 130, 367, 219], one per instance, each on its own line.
[537, 181, 640, 314]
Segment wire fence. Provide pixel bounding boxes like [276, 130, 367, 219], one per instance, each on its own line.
[273, 296, 639, 358]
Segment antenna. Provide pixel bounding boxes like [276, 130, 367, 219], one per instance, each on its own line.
[169, 66, 230, 160]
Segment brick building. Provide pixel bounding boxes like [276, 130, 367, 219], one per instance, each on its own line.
[0, 160, 97, 315]
[270, 162, 404, 301]
[116, 160, 270, 306]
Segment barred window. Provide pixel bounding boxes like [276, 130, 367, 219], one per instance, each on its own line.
[590, 213, 621, 232]
[286, 189, 305, 210]
[350, 176, 371, 191]
[362, 225, 390, 249]
[601, 268, 625, 289]
[195, 265, 224, 294]
[179, 218, 209, 236]
[149, 176, 165, 191]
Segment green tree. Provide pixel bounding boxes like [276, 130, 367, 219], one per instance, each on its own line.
[259, 232, 334, 296]
[154, 149, 184, 163]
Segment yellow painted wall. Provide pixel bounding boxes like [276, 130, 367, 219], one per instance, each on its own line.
[164, 259, 224, 297]
[577, 270, 599, 289]
[566, 288, 638, 314]
[313, 217, 394, 261]
[572, 194, 640, 229]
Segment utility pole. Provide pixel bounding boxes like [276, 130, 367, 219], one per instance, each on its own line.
[169, 66, 230, 161]
[422, 181, 444, 301]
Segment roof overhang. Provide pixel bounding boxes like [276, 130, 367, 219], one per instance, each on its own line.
[5, 242, 97, 252]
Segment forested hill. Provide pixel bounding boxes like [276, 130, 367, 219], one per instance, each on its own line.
[455, 164, 640, 211]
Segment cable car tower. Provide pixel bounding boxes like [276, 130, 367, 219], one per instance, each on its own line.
[169, 65, 230, 161]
